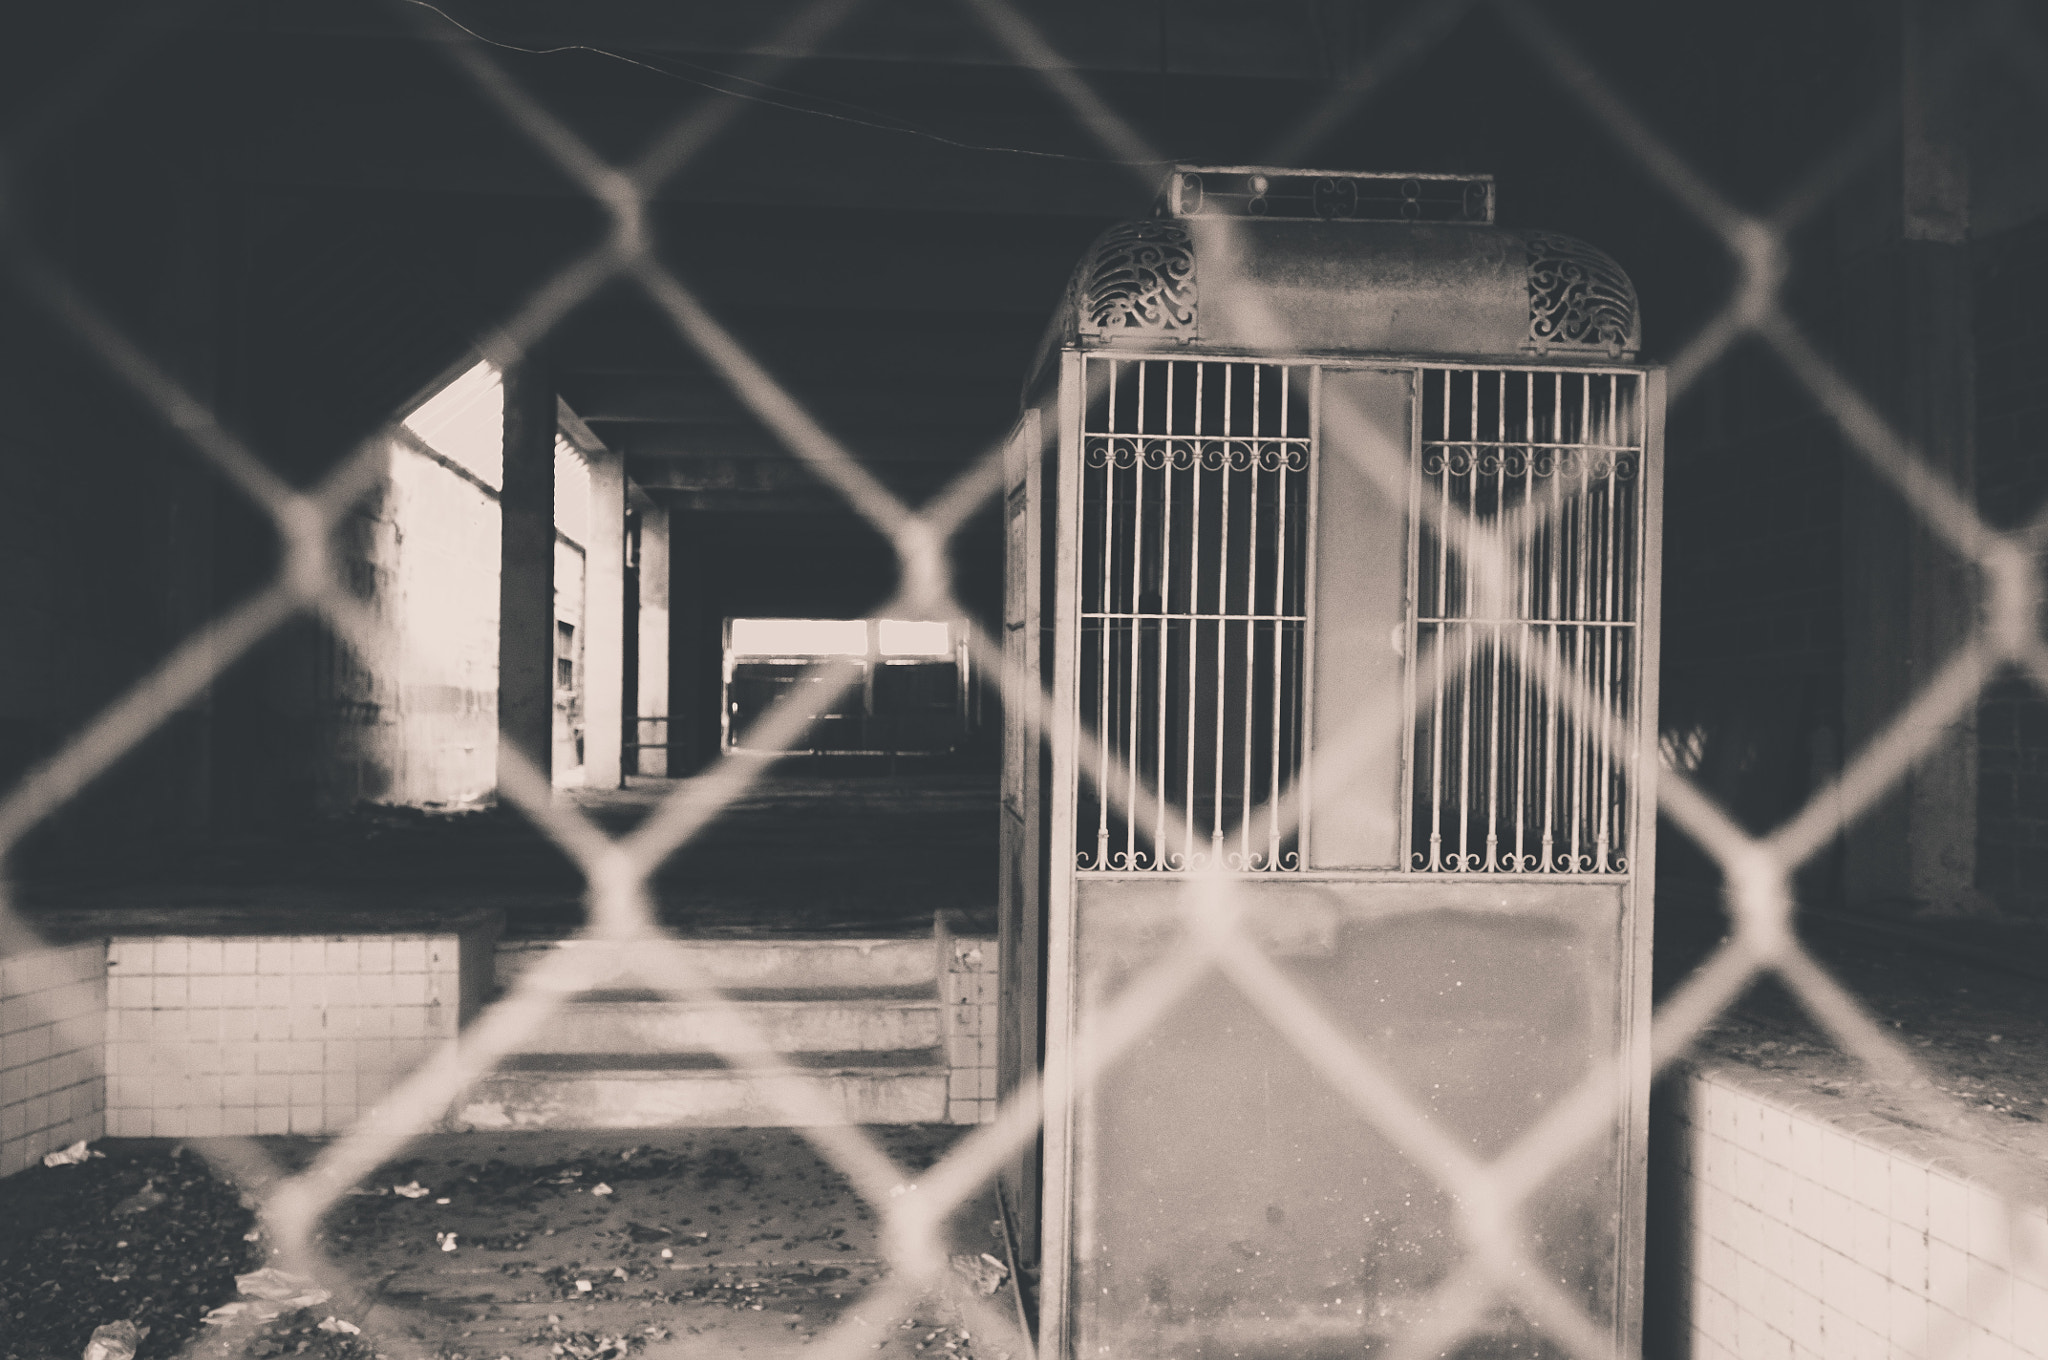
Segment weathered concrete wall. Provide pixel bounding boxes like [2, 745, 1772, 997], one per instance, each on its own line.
[103, 921, 498, 1138]
[315, 362, 506, 809]
[387, 431, 502, 805]
[1665, 1062, 2048, 1360]
[0, 942, 106, 1178]
[1974, 211, 2048, 919]
[553, 433, 591, 782]
[633, 496, 672, 776]
[935, 916, 998, 1125]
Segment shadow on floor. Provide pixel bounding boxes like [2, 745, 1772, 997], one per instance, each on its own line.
[20, 763, 999, 941]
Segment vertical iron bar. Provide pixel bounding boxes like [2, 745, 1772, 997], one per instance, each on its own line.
[1428, 372, 1449, 870]
[1598, 372, 1621, 871]
[1185, 364, 1203, 864]
[1095, 359, 1115, 869]
[1242, 367, 1261, 866]
[1516, 371, 1535, 870]
[1156, 362, 1174, 867]
[1213, 365, 1233, 856]
[1456, 372, 1476, 869]
[1126, 363, 1146, 866]
[1568, 373, 1591, 871]
[1270, 368, 1288, 868]
[1485, 370, 1505, 871]
[1542, 372, 1562, 872]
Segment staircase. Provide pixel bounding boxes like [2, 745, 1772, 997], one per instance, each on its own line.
[449, 936, 952, 1129]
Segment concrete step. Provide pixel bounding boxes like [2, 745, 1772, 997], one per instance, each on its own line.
[503, 986, 942, 1055]
[449, 1050, 949, 1129]
[495, 936, 936, 994]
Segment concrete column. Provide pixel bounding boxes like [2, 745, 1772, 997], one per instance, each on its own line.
[667, 513, 711, 774]
[1840, 0, 1982, 915]
[633, 491, 672, 776]
[580, 434, 627, 790]
[497, 361, 556, 797]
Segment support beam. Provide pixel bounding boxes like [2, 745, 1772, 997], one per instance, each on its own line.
[497, 361, 556, 799]
[610, 426, 1005, 466]
[1839, 0, 1982, 916]
[623, 454, 975, 495]
[580, 431, 628, 791]
[560, 371, 1019, 428]
[668, 522, 709, 775]
[633, 488, 672, 776]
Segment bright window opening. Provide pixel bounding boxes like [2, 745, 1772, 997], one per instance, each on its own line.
[722, 617, 970, 755]
[729, 618, 871, 658]
[877, 619, 953, 656]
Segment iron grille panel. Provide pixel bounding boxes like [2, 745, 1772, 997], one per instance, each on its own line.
[1078, 358, 1310, 871]
[1410, 367, 1643, 874]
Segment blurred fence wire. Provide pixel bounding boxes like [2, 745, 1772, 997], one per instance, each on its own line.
[3, 1, 2048, 1358]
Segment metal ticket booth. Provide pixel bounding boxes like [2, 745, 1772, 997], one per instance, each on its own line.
[998, 168, 1663, 1359]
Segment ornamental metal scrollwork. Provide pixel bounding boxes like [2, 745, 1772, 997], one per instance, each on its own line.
[1086, 435, 1308, 472]
[1424, 443, 1639, 482]
[1077, 220, 1197, 336]
[1525, 233, 1639, 357]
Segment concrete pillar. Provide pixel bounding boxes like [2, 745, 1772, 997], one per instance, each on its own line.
[580, 433, 627, 790]
[497, 361, 556, 797]
[633, 490, 672, 776]
[1839, 0, 1982, 916]
[667, 513, 711, 774]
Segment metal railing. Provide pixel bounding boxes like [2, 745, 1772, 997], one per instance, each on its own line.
[1077, 358, 1311, 873]
[1411, 367, 1643, 875]
[0, 3, 2044, 1360]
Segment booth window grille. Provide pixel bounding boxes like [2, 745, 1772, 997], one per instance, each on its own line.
[1077, 358, 1311, 872]
[1409, 366, 1643, 874]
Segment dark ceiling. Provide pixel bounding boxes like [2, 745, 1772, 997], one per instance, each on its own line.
[7, 0, 1886, 522]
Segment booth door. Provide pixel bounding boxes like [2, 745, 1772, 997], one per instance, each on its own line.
[998, 407, 1051, 1267]
[1063, 363, 1651, 1360]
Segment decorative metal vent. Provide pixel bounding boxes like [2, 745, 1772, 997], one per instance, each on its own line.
[1075, 221, 1197, 337]
[1077, 358, 1310, 872]
[1525, 234, 1640, 357]
[1409, 367, 1643, 874]
[1164, 166, 1494, 224]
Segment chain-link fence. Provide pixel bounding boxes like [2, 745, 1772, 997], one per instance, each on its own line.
[2, 1, 2046, 1358]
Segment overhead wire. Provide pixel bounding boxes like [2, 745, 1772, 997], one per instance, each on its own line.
[399, 0, 1181, 168]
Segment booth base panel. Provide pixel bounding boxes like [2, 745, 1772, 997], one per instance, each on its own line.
[1061, 876, 1635, 1360]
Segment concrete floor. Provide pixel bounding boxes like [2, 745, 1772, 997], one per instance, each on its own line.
[200, 1127, 1027, 1360]
[21, 764, 999, 941]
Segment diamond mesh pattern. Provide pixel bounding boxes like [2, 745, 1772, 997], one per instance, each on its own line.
[2, 1, 2047, 1357]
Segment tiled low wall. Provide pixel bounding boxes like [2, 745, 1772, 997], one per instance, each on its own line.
[0, 940, 107, 1177]
[105, 917, 499, 1138]
[1671, 1062, 2048, 1359]
[936, 917, 998, 1125]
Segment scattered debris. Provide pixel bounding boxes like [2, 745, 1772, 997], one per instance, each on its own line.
[80, 1321, 146, 1360]
[591, 1182, 614, 1197]
[437, 1231, 460, 1252]
[234, 1267, 328, 1303]
[393, 1181, 431, 1198]
[949, 1254, 1009, 1296]
[111, 1181, 166, 1216]
[1, 1142, 258, 1360]
[43, 1140, 101, 1168]
[237, 1306, 380, 1360]
[221, 1265, 334, 1322]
